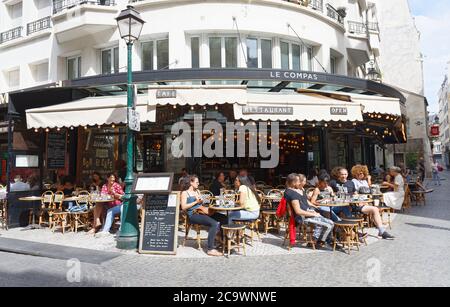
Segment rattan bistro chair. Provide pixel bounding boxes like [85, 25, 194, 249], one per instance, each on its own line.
[69, 191, 92, 233]
[34, 191, 54, 227]
[0, 199, 8, 230]
[49, 191, 64, 229]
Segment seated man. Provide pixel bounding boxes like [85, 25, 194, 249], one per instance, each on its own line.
[310, 173, 350, 222]
[330, 167, 394, 240]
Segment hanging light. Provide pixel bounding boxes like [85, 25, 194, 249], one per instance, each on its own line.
[34, 128, 39, 133]
[45, 128, 49, 133]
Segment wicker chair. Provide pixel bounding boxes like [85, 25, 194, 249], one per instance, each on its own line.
[35, 191, 54, 227]
[69, 191, 92, 233]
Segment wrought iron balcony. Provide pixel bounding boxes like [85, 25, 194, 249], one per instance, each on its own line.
[53, 0, 116, 14]
[326, 4, 344, 26]
[0, 26, 23, 45]
[27, 17, 52, 35]
[348, 21, 367, 35]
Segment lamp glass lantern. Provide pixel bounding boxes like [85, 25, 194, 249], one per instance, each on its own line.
[116, 5, 145, 44]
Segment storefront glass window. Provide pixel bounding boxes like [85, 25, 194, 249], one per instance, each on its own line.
[328, 133, 347, 170]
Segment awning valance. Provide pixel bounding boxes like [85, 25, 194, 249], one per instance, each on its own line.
[147, 86, 247, 106]
[298, 89, 403, 116]
[26, 95, 156, 129]
[234, 92, 364, 122]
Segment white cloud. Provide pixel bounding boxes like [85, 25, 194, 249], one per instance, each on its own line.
[412, 9, 450, 113]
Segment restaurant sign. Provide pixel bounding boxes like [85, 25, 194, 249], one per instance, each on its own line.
[330, 107, 348, 115]
[156, 90, 177, 99]
[242, 106, 294, 115]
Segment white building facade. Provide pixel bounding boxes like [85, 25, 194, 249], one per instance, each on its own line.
[438, 74, 449, 167]
[0, 0, 380, 92]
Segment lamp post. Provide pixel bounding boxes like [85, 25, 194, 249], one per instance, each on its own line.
[367, 61, 380, 81]
[115, 5, 145, 250]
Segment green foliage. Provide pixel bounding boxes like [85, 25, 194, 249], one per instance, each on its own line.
[405, 152, 419, 170]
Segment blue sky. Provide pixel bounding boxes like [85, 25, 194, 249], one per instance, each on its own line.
[408, 0, 450, 113]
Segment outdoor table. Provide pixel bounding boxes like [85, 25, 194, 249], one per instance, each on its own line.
[317, 201, 352, 219]
[209, 204, 245, 217]
[18, 196, 45, 229]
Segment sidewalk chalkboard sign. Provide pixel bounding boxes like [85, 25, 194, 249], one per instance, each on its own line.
[47, 131, 67, 169]
[139, 192, 180, 255]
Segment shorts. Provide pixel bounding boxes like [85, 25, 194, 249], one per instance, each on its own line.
[351, 204, 366, 213]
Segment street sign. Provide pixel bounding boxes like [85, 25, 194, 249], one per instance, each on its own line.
[128, 109, 140, 132]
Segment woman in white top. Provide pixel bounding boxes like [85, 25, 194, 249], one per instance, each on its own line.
[382, 167, 405, 210]
[351, 165, 372, 193]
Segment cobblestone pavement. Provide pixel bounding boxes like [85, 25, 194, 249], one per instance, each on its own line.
[1, 172, 449, 287]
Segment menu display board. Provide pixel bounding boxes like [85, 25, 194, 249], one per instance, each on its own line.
[79, 128, 115, 182]
[139, 192, 180, 255]
[132, 173, 174, 194]
[47, 131, 67, 169]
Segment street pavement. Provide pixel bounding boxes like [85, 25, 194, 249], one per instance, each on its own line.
[0, 172, 449, 287]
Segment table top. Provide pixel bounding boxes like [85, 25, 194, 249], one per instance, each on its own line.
[349, 199, 374, 204]
[90, 198, 115, 203]
[263, 195, 283, 200]
[209, 205, 244, 212]
[19, 196, 43, 201]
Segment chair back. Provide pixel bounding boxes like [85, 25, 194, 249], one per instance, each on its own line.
[402, 184, 411, 210]
[276, 185, 286, 190]
[267, 189, 283, 198]
[223, 190, 237, 201]
[41, 191, 54, 209]
[199, 190, 214, 205]
[76, 191, 91, 209]
[53, 191, 65, 210]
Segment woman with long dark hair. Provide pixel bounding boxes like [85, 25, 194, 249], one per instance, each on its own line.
[180, 175, 226, 257]
[228, 176, 261, 225]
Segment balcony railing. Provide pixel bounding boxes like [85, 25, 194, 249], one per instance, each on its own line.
[326, 4, 344, 26]
[27, 17, 52, 35]
[280, 0, 323, 12]
[368, 22, 379, 33]
[348, 21, 367, 35]
[0, 26, 23, 45]
[53, 0, 116, 14]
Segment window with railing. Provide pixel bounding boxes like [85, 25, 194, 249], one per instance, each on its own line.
[0, 27, 23, 44]
[348, 21, 367, 35]
[53, 0, 116, 14]
[326, 4, 344, 25]
[27, 17, 52, 35]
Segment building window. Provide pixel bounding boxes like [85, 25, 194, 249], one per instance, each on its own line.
[31, 62, 48, 83]
[141, 39, 169, 70]
[6, 69, 20, 88]
[157, 39, 169, 70]
[261, 39, 272, 69]
[209, 37, 238, 68]
[101, 47, 119, 75]
[191, 37, 200, 68]
[280, 41, 312, 71]
[8, 2, 23, 27]
[246, 38, 258, 68]
[67, 56, 81, 80]
[306, 46, 313, 71]
[281, 42, 289, 70]
[330, 56, 336, 74]
[246, 38, 273, 69]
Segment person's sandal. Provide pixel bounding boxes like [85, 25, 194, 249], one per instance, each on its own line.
[207, 249, 223, 257]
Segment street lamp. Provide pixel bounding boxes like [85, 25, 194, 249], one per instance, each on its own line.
[115, 5, 145, 250]
[367, 61, 380, 81]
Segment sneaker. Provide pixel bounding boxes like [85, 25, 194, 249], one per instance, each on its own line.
[380, 231, 395, 240]
[207, 249, 223, 257]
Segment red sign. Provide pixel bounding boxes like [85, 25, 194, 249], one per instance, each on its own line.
[430, 125, 440, 136]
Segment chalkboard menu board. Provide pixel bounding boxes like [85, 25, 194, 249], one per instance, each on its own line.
[139, 192, 180, 255]
[47, 131, 67, 169]
[80, 128, 115, 183]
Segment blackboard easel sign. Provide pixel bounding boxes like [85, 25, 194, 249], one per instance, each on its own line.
[46, 131, 67, 170]
[133, 173, 179, 255]
[138, 192, 180, 255]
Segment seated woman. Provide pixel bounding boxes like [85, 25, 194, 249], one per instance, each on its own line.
[351, 165, 372, 194]
[285, 173, 334, 246]
[331, 167, 395, 240]
[383, 166, 405, 211]
[89, 173, 124, 235]
[310, 173, 349, 222]
[209, 172, 226, 196]
[228, 176, 261, 225]
[181, 175, 226, 257]
[89, 172, 103, 192]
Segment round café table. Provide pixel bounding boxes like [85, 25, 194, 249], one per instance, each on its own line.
[317, 201, 352, 220]
[208, 204, 245, 218]
[18, 196, 45, 229]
